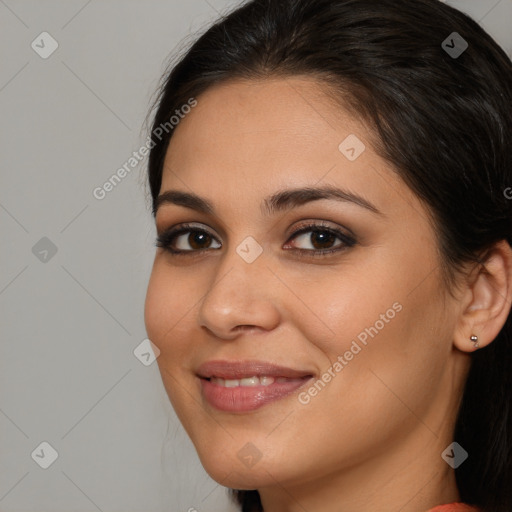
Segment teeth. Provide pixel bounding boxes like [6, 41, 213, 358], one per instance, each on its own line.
[240, 376, 259, 387]
[210, 376, 276, 387]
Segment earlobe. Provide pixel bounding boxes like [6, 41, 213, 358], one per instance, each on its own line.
[453, 240, 512, 353]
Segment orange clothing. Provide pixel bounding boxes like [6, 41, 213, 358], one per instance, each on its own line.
[427, 503, 480, 512]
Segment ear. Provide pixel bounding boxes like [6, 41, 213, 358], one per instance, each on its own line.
[453, 240, 512, 353]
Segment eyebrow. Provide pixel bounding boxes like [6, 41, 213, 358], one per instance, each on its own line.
[154, 185, 383, 217]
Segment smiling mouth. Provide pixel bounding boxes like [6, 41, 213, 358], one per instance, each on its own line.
[198, 373, 314, 412]
[195, 359, 315, 412]
[196, 359, 314, 380]
[204, 375, 311, 387]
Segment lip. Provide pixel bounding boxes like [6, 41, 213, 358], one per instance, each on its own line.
[196, 359, 313, 380]
[196, 360, 314, 412]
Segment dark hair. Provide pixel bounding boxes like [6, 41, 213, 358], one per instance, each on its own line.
[146, 1, 512, 510]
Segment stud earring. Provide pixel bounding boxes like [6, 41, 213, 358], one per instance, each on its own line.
[470, 334, 479, 349]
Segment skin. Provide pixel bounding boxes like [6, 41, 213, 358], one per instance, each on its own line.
[144, 77, 512, 512]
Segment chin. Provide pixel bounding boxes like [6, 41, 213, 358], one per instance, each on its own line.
[203, 464, 273, 490]
[194, 445, 280, 489]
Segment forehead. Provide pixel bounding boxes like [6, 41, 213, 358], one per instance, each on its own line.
[164, 77, 362, 169]
[159, 77, 421, 222]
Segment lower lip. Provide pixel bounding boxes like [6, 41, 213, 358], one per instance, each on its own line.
[200, 377, 312, 412]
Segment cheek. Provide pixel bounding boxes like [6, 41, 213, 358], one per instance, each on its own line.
[144, 262, 192, 354]
[307, 236, 442, 359]
[144, 267, 167, 346]
[144, 264, 201, 423]
[288, 249, 446, 415]
[285, 258, 405, 361]
[297, 265, 447, 435]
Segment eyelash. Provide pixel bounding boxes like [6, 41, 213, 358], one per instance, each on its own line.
[155, 221, 357, 258]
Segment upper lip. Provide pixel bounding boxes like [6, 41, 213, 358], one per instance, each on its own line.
[196, 360, 314, 380]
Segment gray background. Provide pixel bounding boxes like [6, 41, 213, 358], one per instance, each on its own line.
[1, 1, 510, 511]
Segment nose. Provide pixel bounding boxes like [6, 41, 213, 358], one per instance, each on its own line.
[197, 246, 281, 340]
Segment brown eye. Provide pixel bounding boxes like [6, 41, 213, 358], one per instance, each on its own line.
[285, 225, 354, 253]
[156, 221, 356, 257]
[156, 224, 221, 253]
[308, 230, 338, 250]
[187, 231, 213, 250]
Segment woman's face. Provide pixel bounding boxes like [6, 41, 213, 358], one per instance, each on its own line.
[144, 78, 466, 496]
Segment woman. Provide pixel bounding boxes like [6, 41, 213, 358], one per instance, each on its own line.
[143, 0, 512, 510]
